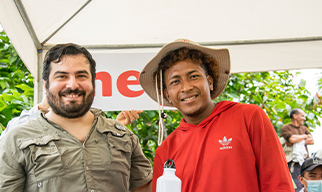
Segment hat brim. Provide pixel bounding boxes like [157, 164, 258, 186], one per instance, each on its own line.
[302, 164, 322, 173]
[139, 39, 231, 107]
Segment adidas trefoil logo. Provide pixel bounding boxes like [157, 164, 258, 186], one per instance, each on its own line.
[219, 136, 232, 150]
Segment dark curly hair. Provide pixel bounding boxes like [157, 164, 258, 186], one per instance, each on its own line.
[154, 47, 219, 96]
[42, 43, 96, 89]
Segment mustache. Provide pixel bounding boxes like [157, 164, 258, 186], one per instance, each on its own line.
[59, 89, 86, 96]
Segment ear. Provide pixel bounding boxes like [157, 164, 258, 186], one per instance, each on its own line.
[43, 80, 46, 91]
[298, 175, 306, 186]
[163, 88, 172, 103]
[207, 75, 214, 91]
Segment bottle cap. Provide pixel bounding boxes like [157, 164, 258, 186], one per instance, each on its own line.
[164, 159, 176, 169]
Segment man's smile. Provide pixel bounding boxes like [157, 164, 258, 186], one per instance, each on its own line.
[181, 95, 198, 102]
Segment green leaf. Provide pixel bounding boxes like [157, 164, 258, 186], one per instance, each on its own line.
[226, 93, 240, 99]
[306, 113, 315, 120]
[276, 121, 284, 129]
[16, 84, 33, 91]
[306, 122, 313, 128]
[0, 63, 7, 68]
[299, 79, 306, 87]
[0, 99, 7, 111]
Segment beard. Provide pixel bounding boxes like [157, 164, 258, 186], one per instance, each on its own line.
[46, 88, 95, 119]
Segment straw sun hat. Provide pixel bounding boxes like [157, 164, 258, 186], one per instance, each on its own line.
[139, 39, 231, 107]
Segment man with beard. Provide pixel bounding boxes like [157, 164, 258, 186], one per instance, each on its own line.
[281, 109, 314, 192]
[0, 43, 152, 192]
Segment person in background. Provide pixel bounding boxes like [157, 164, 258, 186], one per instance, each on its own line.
[281, 109, 314, 192]
[139, 39, 293, 192]
[298, 157, 322, 192]
[0, 43, 152, 192]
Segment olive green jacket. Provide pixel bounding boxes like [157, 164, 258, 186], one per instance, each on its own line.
[0, 108, 152, 192]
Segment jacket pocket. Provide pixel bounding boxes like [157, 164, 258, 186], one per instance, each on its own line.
[19, 134, 64, 178]
[107, 133, 131, 174]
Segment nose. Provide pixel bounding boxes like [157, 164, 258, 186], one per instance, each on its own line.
[66, 76, 79, 90]
[181, 79, 193, 92]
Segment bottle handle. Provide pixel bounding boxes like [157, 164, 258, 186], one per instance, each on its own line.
[164, 159, 176, 168]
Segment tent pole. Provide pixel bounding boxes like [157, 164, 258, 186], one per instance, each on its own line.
[34, 50, 44, 106]
[42, 36, 322, 50]
[14, 0, 42, 49]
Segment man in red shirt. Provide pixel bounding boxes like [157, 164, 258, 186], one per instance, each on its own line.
[139, 39, 293, 192]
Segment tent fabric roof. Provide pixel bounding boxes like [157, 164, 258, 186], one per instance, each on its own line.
[1, 0, 322, 77]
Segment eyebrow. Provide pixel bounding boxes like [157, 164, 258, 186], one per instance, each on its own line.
[168, 70, 199, 80]
[53, 71, 68, 76]
[53, 70, 90, 76]
[187, 70, 199, 75]
[308, 172, 317, 176]
[76, 70, 90, 75]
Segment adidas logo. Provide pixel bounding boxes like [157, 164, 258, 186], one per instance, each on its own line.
[219, 136, 232, 150]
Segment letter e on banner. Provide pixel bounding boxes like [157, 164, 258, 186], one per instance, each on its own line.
[117, 70, 144, 97]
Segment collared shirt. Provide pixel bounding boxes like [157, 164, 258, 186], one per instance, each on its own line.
[0, 108, 152, 192]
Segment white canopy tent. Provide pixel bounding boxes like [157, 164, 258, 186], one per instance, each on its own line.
[1, 0, 322, 110]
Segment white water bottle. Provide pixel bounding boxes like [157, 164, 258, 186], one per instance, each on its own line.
[156, 159, 181, 192]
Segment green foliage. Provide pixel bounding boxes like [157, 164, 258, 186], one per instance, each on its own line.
[215, 71, 322, 135]
[0, 31, 34, 130]
[318, 71, 322, 92]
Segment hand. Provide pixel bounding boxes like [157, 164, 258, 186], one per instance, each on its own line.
[38, 97, 50, 110]
[116, 110, 143, 126]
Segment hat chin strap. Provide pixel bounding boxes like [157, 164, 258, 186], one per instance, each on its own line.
[156, 71, 166, 146]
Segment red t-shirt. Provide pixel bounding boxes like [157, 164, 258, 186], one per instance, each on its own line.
[153, 101, 293, 192]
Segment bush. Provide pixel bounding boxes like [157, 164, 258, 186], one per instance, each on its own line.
[0, 31, 34, 134]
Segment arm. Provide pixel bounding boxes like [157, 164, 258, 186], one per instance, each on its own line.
[129, 134, 153, 191]
[305, 134, 314, 145]
[288, 134, 309, 144]
[249, 108, 293, 191]
[133, 180, 152, 192]
[116, 110, 143, 126]
[289, 134, 314, 145]
[0, 144, 25, 191]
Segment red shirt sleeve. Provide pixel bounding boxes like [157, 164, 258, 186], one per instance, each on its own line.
[248, 108, 293, 191]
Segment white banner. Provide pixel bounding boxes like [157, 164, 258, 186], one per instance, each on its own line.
[91, 49, 166, 111]
[90, 40, 322, 111]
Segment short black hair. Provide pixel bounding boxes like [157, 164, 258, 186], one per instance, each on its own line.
[42, 43, 96, 89]
[290, 108, 301, 119]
